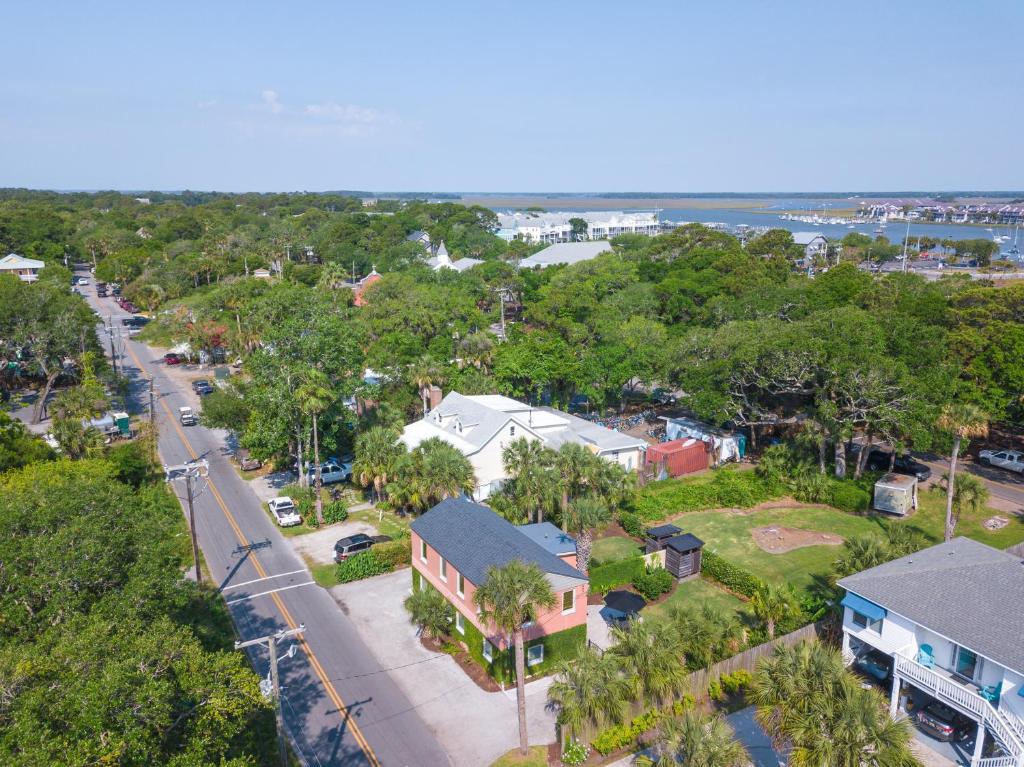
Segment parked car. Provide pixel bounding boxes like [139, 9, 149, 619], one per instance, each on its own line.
[164, 353, 182, 365]
[96, 287, 107, 297]
[111, 285, 122, 296]
[865, 449, 932, 481]
[179, 406, 196, 426]
[334, 533, 392, 562]
[306, 459, 353, 485]
[76, 277, 89, 286]
[915, 701, 971, 742]
[978, 449, 1024, 475]
[234, 449, 262, 472]
[268, 497, 301, 527]
[853, 648, 892, 682]
[191, 378, 214, 395]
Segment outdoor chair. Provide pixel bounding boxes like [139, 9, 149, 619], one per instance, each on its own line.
[916, 644, 935, 669]
[980, 682, 1002, 704]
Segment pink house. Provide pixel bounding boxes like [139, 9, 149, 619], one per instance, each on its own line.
[410, 498, 588, 677]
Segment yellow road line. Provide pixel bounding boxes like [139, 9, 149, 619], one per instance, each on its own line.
[129, 345, 381, 767]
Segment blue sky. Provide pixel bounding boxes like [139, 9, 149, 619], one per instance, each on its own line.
[1, 1, 1021, 192]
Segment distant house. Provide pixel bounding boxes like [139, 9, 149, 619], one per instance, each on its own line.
[0, 253, 44, 282]
[344, 268, 382, 306]
[406, 230, 432, 250]
[400, 392, 647, 500]
[411, 498, 588, 678]
[838, 538, 1024, 767]
[252, 268, 272, 279]
[792, 232, 829, 260]
[519, 240, 612, 269]
[426, 242, 482, 273]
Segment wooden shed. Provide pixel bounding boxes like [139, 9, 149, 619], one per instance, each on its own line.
[644, 524, 682, 555]
[645, 438, 709, 479]
[873, 473, 918, 516]
[663, 534, 704, 580]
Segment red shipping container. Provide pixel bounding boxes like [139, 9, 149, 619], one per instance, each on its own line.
[646, 438, 709, 478]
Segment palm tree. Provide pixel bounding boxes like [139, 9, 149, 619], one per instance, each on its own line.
[552, 443, 593, 526]
[563, 495, 611, 574]
[832, 535, 893, 580]
[457, 330, 495, 371]
[297, 369, 334, 525]
[408, 354, 444, 415]
[608, 619, 686, 705]
[353, 426, 404, 517]
[942, 471, 990, 540]
[403, 587, 453, 640]
[672, 606, 742, 670]
[654, 710, 747, 767]
[547, 648, 631, 742]
[502, 438, 557, 523]
[936, 403, 988, 542]
[748, 584, 797, 640]
[415, 437, 475, 505]
[474, 560, 555, 756]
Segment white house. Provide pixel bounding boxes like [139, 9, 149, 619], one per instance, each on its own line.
[0, 253, 44, 282]
[838, 538, 1024, 767]
[792, 232, 829, 260]
[400, 392, 647, 500]
[497, 211, 660, 244]
[519, 241, 612, 269]
[426, 242, 482, 273]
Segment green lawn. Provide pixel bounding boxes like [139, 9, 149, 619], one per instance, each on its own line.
[645, 576, 746, 622]
[347, 506, 412, 540]
[490, 746, 548, 767]
[592, 535, 643, 564]
[902, 487, 1024, 549]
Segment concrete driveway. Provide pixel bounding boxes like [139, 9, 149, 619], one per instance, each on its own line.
[331, 569, 559, 767]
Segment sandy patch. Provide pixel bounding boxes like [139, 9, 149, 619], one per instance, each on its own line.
[751, 526, 844, 554]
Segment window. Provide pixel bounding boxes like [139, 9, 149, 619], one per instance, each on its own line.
[562, 589, 575, 614]
[482, 639, 494, 663]
[527, 644, 544, 667]
[440, 557, 447, 582]
[851, 611, 882, 633]
[510, 425, 516, 437]
[954, 646, 979, 680]
[455, 612, 465, 635]
[420, 540, 428, 562]
[457, 573, 465, 598]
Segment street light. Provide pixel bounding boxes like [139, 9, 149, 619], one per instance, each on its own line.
[164, 459, 209, 584]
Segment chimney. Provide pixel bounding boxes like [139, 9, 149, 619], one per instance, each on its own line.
[428, 385, 443, 410]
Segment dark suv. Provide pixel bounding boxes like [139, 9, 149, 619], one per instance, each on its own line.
[915, 701, 971, 742]
[865, 449, 931, 481]
[334, 534, 391, 563]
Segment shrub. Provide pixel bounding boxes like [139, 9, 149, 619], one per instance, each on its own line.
[591, 708, 664, 755]
[632, 565, 674, 600]
[335, 551, 391, 583]
[298, 497, 318, 527]
[700, 549, 766, 598]
[721, 668, 752, 695]
[322, 500, 348, 524]
[708, 678, 724, 701]
[589, 556, 646, 593]
[618, 511, 644, 538]
[561, 740, 589, 766]
[672, 694, 696, 716]
[828, 480, 871, 514]
[633, 469, 780, 521]
[374, 540, 411, 569]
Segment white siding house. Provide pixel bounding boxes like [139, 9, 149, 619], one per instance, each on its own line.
[0, 253, 44, 282]
[838, 538, 1024, 767]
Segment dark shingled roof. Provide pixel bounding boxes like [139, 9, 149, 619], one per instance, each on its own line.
[412, 498, 587, 586]
[664, 533, 704, 553]
[838, 537, 1024, 673]
[646, 524, 682, 539]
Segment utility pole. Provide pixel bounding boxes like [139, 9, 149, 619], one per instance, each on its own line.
[108, 316, 118, 376]
[164, 460, 209, 585]
[235, 626, 305, 767]
[148, 377, 157, 462]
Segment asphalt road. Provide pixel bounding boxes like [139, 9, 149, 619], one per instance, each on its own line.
[81, 275, 449, 767]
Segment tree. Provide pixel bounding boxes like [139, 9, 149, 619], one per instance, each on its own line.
[568, 217, 588, 242]
[608, 619, 685, 705]
[552, 442, 596, 525]
[748, 584, 798, 639]
[936, 403, 988, 542]
[353, 426, 404, 514]
[547, 648, 631, 742]
[502, 437, 557, 523]
[654, 710, 747, 767]
[474, 560, 555, 756]
[0, 411, 54, 471]
[563, 495, 610, 574]
[403, 586, 454, 640]
[408, 354, 444, 415]
[942, 471, 990, 540]
[297, 368, 334, 525]
[414, 437, 475, 505]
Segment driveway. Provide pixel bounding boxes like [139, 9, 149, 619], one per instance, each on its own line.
[288, 521, 380, 566]
[331, 569, 558, 767]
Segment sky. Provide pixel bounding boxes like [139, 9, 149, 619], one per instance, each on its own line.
[1, 1, 1022, 193]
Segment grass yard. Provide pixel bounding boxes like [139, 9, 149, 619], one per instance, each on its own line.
[592, 535, 643, 564]
[347, 505, 412, 540]
[490, 746, 548, 767]
[903, 486, 1024, 549]
[645, 576, 746, 622]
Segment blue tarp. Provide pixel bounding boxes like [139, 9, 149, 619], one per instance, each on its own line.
[841, 592, 886, 621]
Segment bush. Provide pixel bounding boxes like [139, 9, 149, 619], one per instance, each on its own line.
[106, 442, 153, 488]
[322, 500, 348, 524]
[591, 708, 663, 755]
[590, 556, 646, 593]
[561, 740, 589, 766]
[828, 480, 871, 514]
[700, 550, 766, 598]
[632, 565, 674, 600]
[633, 469, 780, 521]
[708, 678, 724, 701]
[374, 540, 411, 569]
[618, 511, 644, 538]
[335, 551, 391, 583]
[721, 668, 752, 695]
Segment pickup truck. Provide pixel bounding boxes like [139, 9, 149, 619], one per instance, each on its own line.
[179, 406, 197, 426]
[978, 449, 1024, 474]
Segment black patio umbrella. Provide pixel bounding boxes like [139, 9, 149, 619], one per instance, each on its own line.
[604, 590, 647, 616]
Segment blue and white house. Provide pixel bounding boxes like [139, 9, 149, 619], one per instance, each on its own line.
[838, 537, 1024, 767]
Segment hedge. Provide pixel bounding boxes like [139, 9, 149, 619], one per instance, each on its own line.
[335, 550, 392, 583]
[826, 479, 872, 514]
[590, 697, 694, 756]
[700, 549, 766, 598]
[633, 470, 782, 521]
[589, 556, 646, 593]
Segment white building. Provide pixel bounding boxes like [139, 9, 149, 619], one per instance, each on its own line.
[792, 232, 829, 260]
[519, 241, 612, 269]
[839, 537, 1024, 767]
[426, 242, 482, 273]
[497, 211, 660, 244]
[0, 253, 44, 282]
[400, 392, 647, 500]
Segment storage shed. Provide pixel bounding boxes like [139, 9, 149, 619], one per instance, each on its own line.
[645, 438, 709, 479]
[663, 534, 704, 580]
[645, 524, 683, 554]
[873, 473, 918, 516]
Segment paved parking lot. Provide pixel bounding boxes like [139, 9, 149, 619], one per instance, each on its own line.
[287, 521, 380, 565]
[331, 569, 558, 767]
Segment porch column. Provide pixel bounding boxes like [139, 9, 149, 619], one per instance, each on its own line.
[970, 720, 985, 767]
[889, 674, 902, 717]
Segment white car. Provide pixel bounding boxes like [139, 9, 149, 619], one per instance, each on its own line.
[77, 277, 89, 286]
[268, 497, 302, 527]
[306, 459, 352, 485]
[978, 449, 1024, 475]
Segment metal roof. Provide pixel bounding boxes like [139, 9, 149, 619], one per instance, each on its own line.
[664, 533, 704, 553]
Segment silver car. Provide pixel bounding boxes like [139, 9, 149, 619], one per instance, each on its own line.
[978, 449, 1024, 475]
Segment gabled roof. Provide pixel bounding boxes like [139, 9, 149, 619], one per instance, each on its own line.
[519, 241, 611, 268]
[646, 524, 682, 539]
[792, 232, 828, 246]
[664, 533, 704, 553]
[412, 498, 587, 587]
[0, 253, 44, 269]
[838, 537, 1024, 674]
[536, 407, 647, 453]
